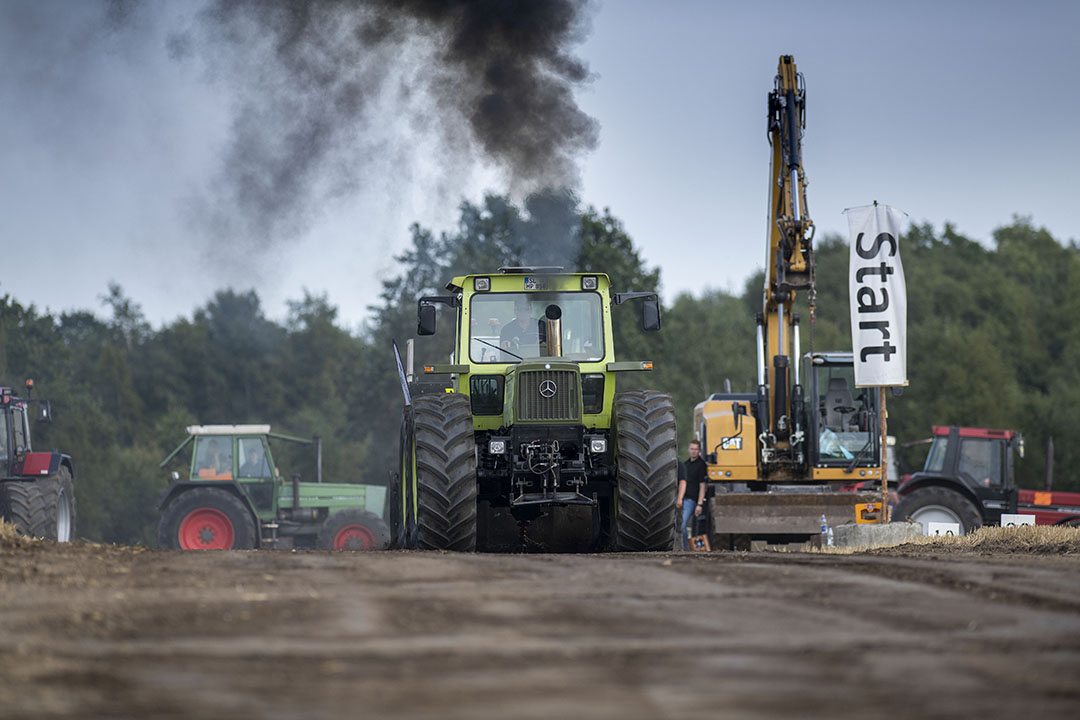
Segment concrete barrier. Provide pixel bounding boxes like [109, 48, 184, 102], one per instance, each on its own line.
[833, 521, 922, 549]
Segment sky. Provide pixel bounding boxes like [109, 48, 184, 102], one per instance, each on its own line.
[1, 0, 1077, 329]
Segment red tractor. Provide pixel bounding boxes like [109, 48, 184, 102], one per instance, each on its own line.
[0, 380, 75, 541]
[893, 425, 1080, 534]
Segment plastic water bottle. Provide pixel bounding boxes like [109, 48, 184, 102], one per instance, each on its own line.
[820, 514, 834, 547]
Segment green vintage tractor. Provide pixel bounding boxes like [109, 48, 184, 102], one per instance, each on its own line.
[393, 268, 678, 552]
[157, 425, 387, 550]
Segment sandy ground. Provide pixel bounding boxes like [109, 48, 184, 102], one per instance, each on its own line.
[1, 537, 1078, 719]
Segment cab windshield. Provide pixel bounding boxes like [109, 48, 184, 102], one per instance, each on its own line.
[812, 363, 877, 463]
[924, 436, 948, 473]
[469, 292, 604, 363]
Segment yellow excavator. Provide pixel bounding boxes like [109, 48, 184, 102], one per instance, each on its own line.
[693, 56, 884, 549]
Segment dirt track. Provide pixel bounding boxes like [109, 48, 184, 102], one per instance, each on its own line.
[1, 539, 1079, 719]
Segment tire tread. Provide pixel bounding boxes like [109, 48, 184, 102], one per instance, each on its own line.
[613, 390, 678, 551]
[413, 394, 478, 551]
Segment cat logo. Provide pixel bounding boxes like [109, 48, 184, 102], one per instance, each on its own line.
[720, 437, 743, 451]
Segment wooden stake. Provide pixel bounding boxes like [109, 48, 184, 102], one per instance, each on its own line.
[880, 386, 889, 522]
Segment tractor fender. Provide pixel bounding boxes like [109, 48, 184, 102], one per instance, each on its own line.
[158, 480, 257, 518]
[898, 475, 982, 514]
[13, 451, 71, 479]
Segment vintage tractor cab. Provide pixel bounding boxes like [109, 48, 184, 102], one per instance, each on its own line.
[157, 425, 387, 550]
[397, 267, 677, 552]
[0, 380, 75, 542]
[894, 426, 1023, 534]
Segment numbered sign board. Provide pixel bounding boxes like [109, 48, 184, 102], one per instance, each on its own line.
[1000, 514, 1035, 527]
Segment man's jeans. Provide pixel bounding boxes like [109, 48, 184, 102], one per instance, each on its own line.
[680, 498, 698, 550]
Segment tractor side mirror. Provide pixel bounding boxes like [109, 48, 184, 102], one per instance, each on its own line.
[36, 400, 52, 423]
[642, 296, 662, 332]
[417, 304, 437, 336]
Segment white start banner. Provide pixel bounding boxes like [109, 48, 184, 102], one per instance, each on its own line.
[845, 203, 908, 388]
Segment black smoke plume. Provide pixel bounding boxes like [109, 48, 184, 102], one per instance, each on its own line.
[173, 0, 599, 249]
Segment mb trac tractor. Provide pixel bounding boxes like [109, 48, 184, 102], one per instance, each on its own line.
[157, 425, 388, 550]
[693, 56, 885, 549]
[893, 425, 1080, 534]
[396, 267, 677, 552]
[0, 380, 75, 542]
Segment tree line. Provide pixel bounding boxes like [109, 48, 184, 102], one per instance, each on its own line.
[1, 191, 1076, 544]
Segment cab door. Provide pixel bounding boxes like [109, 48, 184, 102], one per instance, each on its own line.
[956, 436, 1009, 517]
[236, 436, 276, 516]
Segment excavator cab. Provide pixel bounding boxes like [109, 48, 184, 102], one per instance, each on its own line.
[803, 352, 881, 478]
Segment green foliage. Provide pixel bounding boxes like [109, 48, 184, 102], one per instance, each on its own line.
[2, 206, 1076, 545]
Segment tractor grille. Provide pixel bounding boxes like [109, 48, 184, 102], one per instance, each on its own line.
[518, 370, 580, 422]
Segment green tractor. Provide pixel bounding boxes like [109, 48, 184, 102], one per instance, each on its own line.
[394, 267, 678, 552]
[157, 425, 387, 550]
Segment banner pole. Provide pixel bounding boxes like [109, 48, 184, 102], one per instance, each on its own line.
[880, 386, 889, 522]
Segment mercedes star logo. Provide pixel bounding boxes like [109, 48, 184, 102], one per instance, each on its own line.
[538, 379, 558, 398]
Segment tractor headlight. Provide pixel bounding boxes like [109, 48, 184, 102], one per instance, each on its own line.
[474, 277, 491, 291]
[586, 436, 607, 454]
[488, 438, 508, 455]
[581, 276, 598, 290]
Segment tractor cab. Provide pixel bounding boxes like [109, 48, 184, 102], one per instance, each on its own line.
[910, 426, 1022, 493]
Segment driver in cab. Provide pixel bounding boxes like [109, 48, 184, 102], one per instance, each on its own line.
[500, 298, 542, 352]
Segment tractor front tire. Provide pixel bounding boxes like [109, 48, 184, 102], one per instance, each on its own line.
[42, 466, 76, 542]
[612, 391, 679, 552]
[0, 481, 51, 538]
[894, 485, 983, 535]
[157, 487, 257, 550]
[413, 394, 477, 551]
[317, 508, 390, 551]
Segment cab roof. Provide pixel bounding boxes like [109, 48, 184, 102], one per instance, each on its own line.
[446, 269, 611, 292]
[931, 425, 1018, 439]
[187, 424, 271, 436]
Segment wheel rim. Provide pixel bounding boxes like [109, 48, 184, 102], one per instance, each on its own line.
[334, 524, 376, 550]
[178, 508, 235, 549]
[910, 504, 964, 535]
[55, 488, 72, 542]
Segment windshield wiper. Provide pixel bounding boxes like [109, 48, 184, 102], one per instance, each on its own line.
[475, 337, 522, 363]
[845, 439, 874, 474]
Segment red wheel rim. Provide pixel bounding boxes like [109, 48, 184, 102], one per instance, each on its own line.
[178, 508, 235, 549]
[334, 524, 376, 550]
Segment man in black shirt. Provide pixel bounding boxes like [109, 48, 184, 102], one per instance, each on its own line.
[677, 440, 708, 549]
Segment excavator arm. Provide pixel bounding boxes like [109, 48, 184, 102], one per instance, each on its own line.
[756, 55, 815, 473]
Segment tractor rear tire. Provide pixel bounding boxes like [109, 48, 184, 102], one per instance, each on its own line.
[317, 508, 390, 550]
[157, 487, 257, 550]
[0, 481, 51, 538]
[41, 466, 76, 542]
[413, 394, 477, 551]
[612, 391, 679, 552]
[894, 486, 983, 535]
